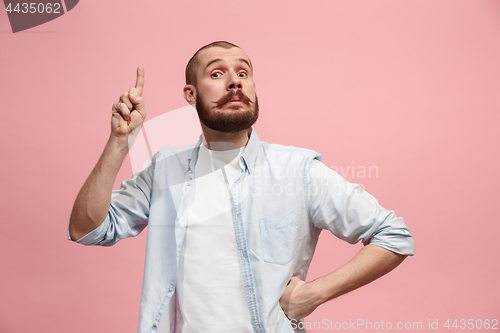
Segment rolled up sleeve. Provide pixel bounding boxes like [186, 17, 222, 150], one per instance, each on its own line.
[67, 158, 154, 246]
[307, 159, 414, 255]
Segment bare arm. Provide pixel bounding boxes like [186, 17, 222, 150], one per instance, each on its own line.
[280, 244, 407, 320]
[68, 66, 146, 240]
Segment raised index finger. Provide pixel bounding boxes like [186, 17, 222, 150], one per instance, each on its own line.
[135, 66, 145, 97]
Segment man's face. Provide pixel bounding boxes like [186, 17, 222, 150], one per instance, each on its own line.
[189, 47, 259, 133]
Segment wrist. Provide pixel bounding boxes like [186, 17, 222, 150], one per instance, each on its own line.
[306, 279, 330, 308]
[308, 276, 340, 306]
[108, 133, 131, 152]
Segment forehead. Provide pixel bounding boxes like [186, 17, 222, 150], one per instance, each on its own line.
[197, 47, 251, 70]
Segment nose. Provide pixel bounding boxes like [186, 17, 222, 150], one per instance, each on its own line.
[227, 72, 242, 91]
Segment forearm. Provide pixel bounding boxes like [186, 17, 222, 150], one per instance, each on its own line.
[68, 135, 129, 240]
[312, 244, 407, 305]
[280, 245, 408, 320]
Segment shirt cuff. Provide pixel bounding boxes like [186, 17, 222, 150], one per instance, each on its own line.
[67, 211, 110, 245]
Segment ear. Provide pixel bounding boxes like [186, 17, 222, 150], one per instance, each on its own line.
[183, 84, 196, 105]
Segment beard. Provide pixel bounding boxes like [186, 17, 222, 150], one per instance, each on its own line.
[195, 89, 259, 133]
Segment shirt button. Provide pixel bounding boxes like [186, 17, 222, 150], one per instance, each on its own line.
[168, 287, 173, 292]
[153, 321, 157, 327]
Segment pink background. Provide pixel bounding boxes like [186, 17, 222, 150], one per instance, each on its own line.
[1, 1, 499, 332]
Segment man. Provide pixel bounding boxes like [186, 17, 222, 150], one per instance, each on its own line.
[68, 41, 414, 333]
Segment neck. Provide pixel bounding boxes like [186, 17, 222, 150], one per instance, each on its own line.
[201, 123, 251, 151]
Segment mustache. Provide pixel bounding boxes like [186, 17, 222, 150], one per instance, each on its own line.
[214, 90, 254, 108]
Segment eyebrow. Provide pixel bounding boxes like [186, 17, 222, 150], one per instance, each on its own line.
[204, 58, 252, 71]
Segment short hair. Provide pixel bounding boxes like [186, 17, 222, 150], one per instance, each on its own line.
[185, 41, 240, 86]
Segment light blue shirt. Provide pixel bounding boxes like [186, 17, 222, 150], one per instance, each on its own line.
[68, 129, 414, 333]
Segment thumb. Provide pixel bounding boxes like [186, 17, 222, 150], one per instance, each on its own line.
[129, 89, 144, 107]
[128, 89, 146, 118]
[129, 87, 138, 96]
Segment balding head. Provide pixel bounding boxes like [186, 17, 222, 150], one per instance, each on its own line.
[185, 41, 244, 86]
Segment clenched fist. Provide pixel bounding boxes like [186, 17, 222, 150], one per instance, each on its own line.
[111, 66, 147, 139]
[279, 277, 320, 321]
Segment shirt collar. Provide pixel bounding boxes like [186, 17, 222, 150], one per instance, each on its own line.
[240, 127, 260, 174]
[186, 127, 260, 174]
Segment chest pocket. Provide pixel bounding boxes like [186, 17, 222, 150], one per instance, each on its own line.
[258, 213, 299, 265]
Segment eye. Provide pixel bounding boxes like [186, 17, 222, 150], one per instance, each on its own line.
[211, 72, 223, 78]
[238, 72, 247, 78]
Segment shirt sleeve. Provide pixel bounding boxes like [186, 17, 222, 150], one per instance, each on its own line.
[307, 159, 414, 255]
[67, 158, 154, 247]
